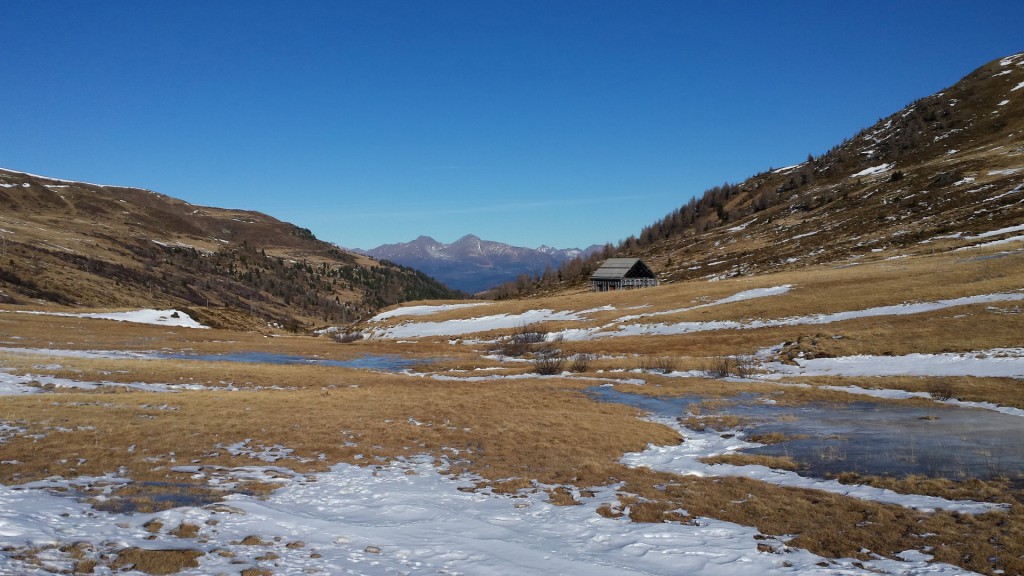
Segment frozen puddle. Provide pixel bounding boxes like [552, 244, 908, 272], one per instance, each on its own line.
[0, 456, 973, 575]
[590, 388, 1024, 498]
[158, 351, 425, 372]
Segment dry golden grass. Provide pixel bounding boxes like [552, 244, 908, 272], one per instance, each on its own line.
[0, 377, 679, 493]
[1, 247, 1022, 574]
[612, 469, 1024, 576]
[699, 453, 803, 470]
[782, 375, 1024, 410]
[110, 547, 204, 575]
[832, 472, 1022, 505]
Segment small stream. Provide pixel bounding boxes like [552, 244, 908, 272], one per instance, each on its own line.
[587, 386, 1024, 482]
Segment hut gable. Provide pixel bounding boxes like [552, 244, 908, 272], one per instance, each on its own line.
[590, 258, 659, 291]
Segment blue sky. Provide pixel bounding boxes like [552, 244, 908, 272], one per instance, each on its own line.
[2, 2, 1023, 250]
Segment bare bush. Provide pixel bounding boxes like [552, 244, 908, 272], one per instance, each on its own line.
[701, 355, 757, 378]
[929, 381, 956, 401]
[703, 356, 733, 378]
[568, 353, 594, 373]
[733, 355, 756, 378]
[497, 325, 547, 357]
[533, 350, 566, 375]
[637, 355, 678, 374]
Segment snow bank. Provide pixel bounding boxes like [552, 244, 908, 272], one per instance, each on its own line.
[12, 309, 208, 329]
[778, 349, 1024, 379]
[369, 302, 490, 322]
[369, 308, 593, 339]
[371, 285, 792, 340]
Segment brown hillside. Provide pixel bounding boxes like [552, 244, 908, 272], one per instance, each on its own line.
[509, 51, 1024, 295]
[0, 169, 466, 329]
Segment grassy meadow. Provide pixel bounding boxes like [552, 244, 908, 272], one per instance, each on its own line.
[1, 245, 1023, 574]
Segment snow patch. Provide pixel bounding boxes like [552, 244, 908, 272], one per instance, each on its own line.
[0, 454, 980, 575]
[10, 309, 208, 329]
[370, 302, 490, 322]
[766, 349, 1024, 380]
[850, 163, 893, 178]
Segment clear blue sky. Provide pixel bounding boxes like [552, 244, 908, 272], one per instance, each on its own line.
[2, 2, 1022, 251]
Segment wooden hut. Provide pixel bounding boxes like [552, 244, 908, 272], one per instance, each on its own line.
[590, 258, 659, 292]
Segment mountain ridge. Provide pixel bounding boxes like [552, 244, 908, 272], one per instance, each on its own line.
[356, 234, 601, 293]
[502, 50, 1024, 296]
[0, 167, 466, 330]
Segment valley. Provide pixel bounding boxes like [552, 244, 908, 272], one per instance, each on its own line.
[1, 241, 1022, 575]
[1, 48, 1023, 576]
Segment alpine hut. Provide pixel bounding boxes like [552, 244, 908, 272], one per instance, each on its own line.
[590, 258, 659, 292]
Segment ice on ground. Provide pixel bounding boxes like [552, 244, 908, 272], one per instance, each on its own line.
[10, 309, 208, 329]
[0, 455, 977, 575]
[0, 367, 210, 395]
[623, 417, 1006, 516]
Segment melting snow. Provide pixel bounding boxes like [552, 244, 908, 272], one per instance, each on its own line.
[9, 309, 208, 329]
[369, 302, 490, 322]
[850, 163, 893, 178]
[763, 349, 1024, 380]
[557, 291, 1024, 341]
[370, 308, 604, 339]
[970, 223, 1024, 239]
[623, 417, 1006, 515]
[0, 455, 978, 575]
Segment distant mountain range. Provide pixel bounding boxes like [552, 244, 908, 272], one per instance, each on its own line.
[356, 235, 602, 293]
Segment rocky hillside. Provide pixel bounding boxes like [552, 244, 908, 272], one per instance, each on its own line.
[0, 169, 465, 330]
[359, 234, 599, 293]
[535, 51, 1024, 290]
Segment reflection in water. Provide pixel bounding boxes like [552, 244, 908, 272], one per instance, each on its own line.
[158, 351, 424, 372]
[587, 387, 1024, 482]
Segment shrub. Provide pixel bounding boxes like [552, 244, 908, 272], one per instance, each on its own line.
[533, 344, 565, 375]
[568, 353, 594, 373]
[497, 325, 547, 357]
[637, 355, 678, 374]
[702, 355, 755, 378]
[703, 356, 733, 378]
[929, 381, 956, 401]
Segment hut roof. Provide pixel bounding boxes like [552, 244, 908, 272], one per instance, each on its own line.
[590, 258, 656, 280]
